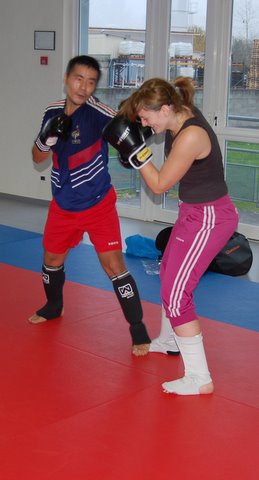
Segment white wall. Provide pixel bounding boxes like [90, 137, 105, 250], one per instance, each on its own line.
[0, 0, 77, 200]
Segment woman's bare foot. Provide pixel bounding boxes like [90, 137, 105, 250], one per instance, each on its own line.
[162, 377, 214, 395]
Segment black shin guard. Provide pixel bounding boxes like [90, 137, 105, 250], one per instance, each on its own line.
[36, 264, 65, 320]
[111, 271, 150, 345]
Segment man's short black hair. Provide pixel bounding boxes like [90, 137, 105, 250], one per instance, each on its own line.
[66, 55, 101, 81]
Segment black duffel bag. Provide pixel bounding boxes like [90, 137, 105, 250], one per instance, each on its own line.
[156, 228, 253, 277]
[155, 226, 173, 257]
[207, 231, 253, 276]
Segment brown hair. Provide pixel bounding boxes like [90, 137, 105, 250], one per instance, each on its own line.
[118, 76, 195, 121]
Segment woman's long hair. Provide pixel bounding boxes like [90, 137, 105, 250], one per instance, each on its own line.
[118, 76, 195, 121]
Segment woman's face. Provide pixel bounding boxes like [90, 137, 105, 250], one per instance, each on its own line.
[138, 105, 171, 134]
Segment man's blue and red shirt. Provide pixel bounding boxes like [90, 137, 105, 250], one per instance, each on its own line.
[35, 96, 116, 212]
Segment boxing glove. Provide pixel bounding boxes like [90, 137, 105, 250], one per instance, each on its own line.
[138, 124, 154, 141]
[39, 113, 72, 147]
[117, 153, 132, 169]
[103, 115, 153, 170]
[116, 125, 154, 169]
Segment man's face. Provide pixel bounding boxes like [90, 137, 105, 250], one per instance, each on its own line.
[64, 64, 99, 109]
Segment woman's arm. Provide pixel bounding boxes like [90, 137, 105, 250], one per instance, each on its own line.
[140, 126, 211, 194]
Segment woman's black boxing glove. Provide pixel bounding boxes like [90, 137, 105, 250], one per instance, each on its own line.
[103, 115, 153, 169]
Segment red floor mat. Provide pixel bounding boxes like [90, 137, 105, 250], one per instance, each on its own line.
[1, 264, 259, 480]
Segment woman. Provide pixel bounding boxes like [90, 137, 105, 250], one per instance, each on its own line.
[110, 77, 239, 395]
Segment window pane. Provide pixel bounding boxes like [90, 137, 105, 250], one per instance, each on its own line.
[225, 140, 259, 226]
[228, 0, 259, 128]
[164, 0, 207, 211]
[80, 0, 147, 208]
[226, 0, 259, 228]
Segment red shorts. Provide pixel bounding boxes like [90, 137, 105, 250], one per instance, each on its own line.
[43, 187, 122, 254]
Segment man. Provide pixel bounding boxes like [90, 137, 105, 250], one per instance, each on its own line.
[29, 55, 150, 356]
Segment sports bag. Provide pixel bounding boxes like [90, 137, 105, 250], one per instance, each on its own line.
[155, 228, 253, 277]
[207, 231, 253, 276]
[155, 226, 173, 258]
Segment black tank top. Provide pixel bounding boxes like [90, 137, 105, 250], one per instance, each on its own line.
[165, 108, 228, 203]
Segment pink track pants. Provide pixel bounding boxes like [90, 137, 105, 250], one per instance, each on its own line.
[160, 195, 239, 327]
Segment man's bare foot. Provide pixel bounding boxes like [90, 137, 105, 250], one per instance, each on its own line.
[132, 343, 150, 356]
[28, 308, 64, 324]
[28, 314, 47, 324]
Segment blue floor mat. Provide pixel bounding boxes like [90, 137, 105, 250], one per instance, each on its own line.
[0, 225, 42, 244]
[1, 224, 258, 331]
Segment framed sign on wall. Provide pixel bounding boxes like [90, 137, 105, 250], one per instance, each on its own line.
[34, 31, 55, 51]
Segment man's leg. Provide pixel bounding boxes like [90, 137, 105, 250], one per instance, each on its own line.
[98, 250, 151, 356]
[111, 270, 151, 346]
[87, 188, 150, 355]
[28, 251, 67, 324]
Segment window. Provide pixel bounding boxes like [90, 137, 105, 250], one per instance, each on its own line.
[163, 0, 207, 212]
[77, 0, 259, 239]
[79, 0, 147, 210]
[225, 0, 259, 228]
[228, 0, 259, 129]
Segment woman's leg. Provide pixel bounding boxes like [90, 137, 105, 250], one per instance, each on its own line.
[159, 201, 237, 395]
[162, 319, 214, 395]
[28, 250, 68, 324]
[149, 305, 180, 355]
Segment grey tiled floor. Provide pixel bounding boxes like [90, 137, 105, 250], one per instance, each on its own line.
[1, 193, 258, 283]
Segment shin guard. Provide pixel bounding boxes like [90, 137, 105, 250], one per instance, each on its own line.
[36, 264, 65, 320]
[111, 271, 150, 345]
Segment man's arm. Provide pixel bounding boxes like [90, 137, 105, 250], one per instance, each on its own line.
[32, 112, 72, 164]
[32, 144, 51, 164]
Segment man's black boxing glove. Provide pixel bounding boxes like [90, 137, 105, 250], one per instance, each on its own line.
[103, 115, 153, 170]
[39, 113, 72, 147]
